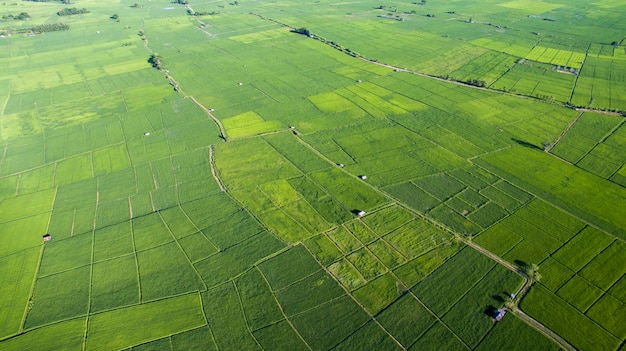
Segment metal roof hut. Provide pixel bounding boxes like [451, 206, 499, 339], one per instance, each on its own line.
[493, 308, 506, 322]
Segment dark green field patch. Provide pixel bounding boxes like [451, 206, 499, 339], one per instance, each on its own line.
[377, 293, 436, 348]
[556, 275, 603, 312]
[385, 182, 440, 213]
[413, 173, 465, 201]
[275, 270, 345, 316]
[258, 244, 321, 291]
[552, 227, 614, 272]
[236, 269, 284, 331]
[521, 284, 620, 351]
[412, 247, 495, 316]
[290, 296, 369, 351]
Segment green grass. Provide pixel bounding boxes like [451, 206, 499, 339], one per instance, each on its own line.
[585, 293, 626, 339]
[556, 275, 603, 312]
[86, 293, 206, 351]
[362, 205, 414, 236]
[275, 269, 345, 316]
[353, 273, 403, 314]
[194, 232, 284, 288]
[474, 223, 523, 257]
[289, 295, 370, 351]
[93, 222, 133, 262]
[384, 182, 440, 213]
[235, 269, 284, 331]
[252, 320, 310, 351]
[170, 327, 218, 351]
[0, 318, 85, 351]
[476, 315, 559, 350]
[25, 266, 91, 329]
[367, 238, 407, 269]
[376, 293, 436, 348]
[551, 226, 614, 272]
[2, 0, 626, 349]
[385, 219, 451, 259]
[333, 320, 403, 350]
[393, 242, 462, 288]
[90, 254, 139, 313]
[0, 247, 40, 338]
[202, 283, 261, 350]
[409, 322, 468, 351]
[38, 232, 92, 276]
[539, 258, 575, 292]
[521, 284, 620, 351]
[412, 247, 495, 316]
[257, 244, 321, 291]
[137, 242, 205, 301]
[477, 146, 626, 239]
[442, 265, 523, 348]
[304, 234, 344, 266]
[579, 241, 626, 290]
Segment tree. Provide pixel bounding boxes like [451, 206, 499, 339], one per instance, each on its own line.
[149, 52, 162, 69]
[523, 263, 541, 284]
[110, 14, 119, 20]
[292, 27, 311, 37]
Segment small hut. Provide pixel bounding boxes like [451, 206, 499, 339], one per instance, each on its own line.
[43, 234, 51, 242]
[493, 308, 506, 321]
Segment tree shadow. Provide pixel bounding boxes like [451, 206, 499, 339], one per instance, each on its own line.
[511, 138, 541, 150]
[491, 294, 505, 303]
[484, 305, 497, 317]
[514, 259, 528, 269]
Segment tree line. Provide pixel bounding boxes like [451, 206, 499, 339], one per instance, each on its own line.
[57, 7, 90, 16]
[2, 12, 31, 20]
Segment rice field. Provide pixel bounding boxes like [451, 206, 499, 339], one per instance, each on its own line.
[1, 0, 625, 350]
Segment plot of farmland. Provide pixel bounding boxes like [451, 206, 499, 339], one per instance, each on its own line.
[1, 0, 625, 350]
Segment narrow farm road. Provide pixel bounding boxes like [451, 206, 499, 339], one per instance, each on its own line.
[514, 310, 576, 351]
[546, 111, 584, 153]
[209, 145, 227, 192]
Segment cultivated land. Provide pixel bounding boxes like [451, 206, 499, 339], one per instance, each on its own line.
[0, 0, 625, 350]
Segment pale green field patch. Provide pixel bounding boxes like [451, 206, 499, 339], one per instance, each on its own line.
[221, 111, 284, 139]
[86, 293, 206, 351]
[498, 1, 564, 13]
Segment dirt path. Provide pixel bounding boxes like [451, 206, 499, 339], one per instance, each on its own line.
[513, 310, 576, 351]
[546, 111, 584, 153]
[209, 145, 226, 192]
[189, 96, 227, 141]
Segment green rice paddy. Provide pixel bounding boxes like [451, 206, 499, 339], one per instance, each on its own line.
[0, 0, 625, 350]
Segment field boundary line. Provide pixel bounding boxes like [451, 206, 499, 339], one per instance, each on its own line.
[157, 211, 208, 291]
[18, 244, 45, 334]
[232, 280, 266, 350]
[189, 96, 228, 141]
[568, 42, 591, 104]
[255, 265, 314, 350]
[177, 204, 221, 254]
[513, 309, 576, 351]
[208, 145, 226, 192]
[129, 210, 143, 304]
[81, 216, 97, 351]
[1, 91, 9, 116]
[546, 111, 584, 153]
[300, 244, 407, 350]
